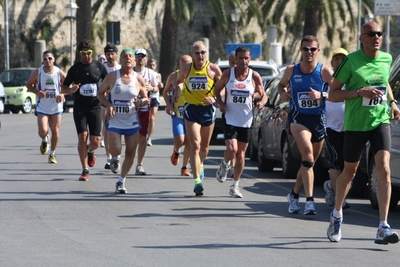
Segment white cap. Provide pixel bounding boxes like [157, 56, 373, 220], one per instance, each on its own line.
[135, 48, 148, 56]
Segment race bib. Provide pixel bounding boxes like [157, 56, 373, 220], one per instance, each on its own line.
[228, 90, 249, 104]
[297, 91, 320, 108]
[113, 99, 133, 114]
[362, 86, 387, 107]
[80, 83, 97, 97]
[188, 76, 207, 91]
[45, 88, 56, 99]
[177, 105, 185, 119]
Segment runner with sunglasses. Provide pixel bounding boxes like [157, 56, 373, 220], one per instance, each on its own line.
[62, 39, 108, 181]
[327, 22, 400, 245]
[26, 51, 67, 164]
[175, 40, 222, 196]
[278, 35, 334, 215]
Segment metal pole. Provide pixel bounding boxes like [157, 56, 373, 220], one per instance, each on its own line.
[385, 16, 390, 53]
[357, 0, 361, 50]
[4, 0, 10, 70]
[70, 17, 73, 65]
[234, 22, 237, 43]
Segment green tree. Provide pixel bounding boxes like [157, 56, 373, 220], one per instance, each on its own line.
[92, 0, 240, 83]
[244, 0, 374, 62]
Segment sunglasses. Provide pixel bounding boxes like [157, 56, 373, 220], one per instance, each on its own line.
[43, 56, 54, 61]
[302, 46, 318, 52]
[79, 50, 93, 55]
[194, 50, 206, 55]
[362, 31, 383, 37]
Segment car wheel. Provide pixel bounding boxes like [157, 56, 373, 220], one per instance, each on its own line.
[257, 136, 274, 172]
[368, 158, 398, 210]
[0, 98, 4, 113]
[22, 97, 33, 113]
[282, 136, 300, 179]
[248, 134, 258, 162]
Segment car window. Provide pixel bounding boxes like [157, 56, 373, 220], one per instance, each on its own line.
[0, 70, 33, 86]
[265, 78, 280, 107]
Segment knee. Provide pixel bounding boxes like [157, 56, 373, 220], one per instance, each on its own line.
[301, 161, 314, 168]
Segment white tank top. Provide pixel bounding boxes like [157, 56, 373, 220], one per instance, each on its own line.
[224, 68, 255, 128]
[104, 63, 121, 73]
[36, 66, 63, 114]
[108, 70, 140, 130]
[134, 67, 158, 111]
[325, 86, 345, 132]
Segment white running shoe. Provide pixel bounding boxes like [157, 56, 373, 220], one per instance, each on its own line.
[375, 225, 399, 245]
[327, 212, 342, 242]
[229, 185, 243, 198]
[115, 182, 127, 194]
[216, 160, 229, 183]
[110, 157, 120, 174]
[287, 193, 300, 214]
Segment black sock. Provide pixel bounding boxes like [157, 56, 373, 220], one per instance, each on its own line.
[306, 197, 314, 202]
[291, 190, 299, 199]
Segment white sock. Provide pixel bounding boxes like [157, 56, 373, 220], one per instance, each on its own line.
[231, 180, 239, 187]
[332, 209, 342, 219]
[223, 160, 230, 166]
[117, 176, 125, 183]
[379, 221, 389, 228]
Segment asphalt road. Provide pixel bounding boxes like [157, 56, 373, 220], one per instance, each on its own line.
[1, 110, 400, 267]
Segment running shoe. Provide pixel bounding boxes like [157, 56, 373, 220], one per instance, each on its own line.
[229, 185, 243, 198]
[327, 212, 342, 242]
[110, 157, 120, 174]
[79, 169, 90, 181]
[147, 138, 152, 146]
[48, 154, 57, 164]
[374, 225, 399, 245]
[100, 139, 105, 147]
[323, 180, 335, 207]
[216, 160, 229, 183]
[170, 150, 179, 166]
[104, 162, 111, 170]
[88, 151, 96, 167]
[181, 166, 191, 176]
[193, 178, 203, 196]
[287, 193, 300, 214]
[136, 164, 146, 175]
[115, 181, 127, 194]
[304, 200, 317, 215]
[324, 180, 351, 209]
[40, 135, 49, 155]
[199, 164, 204, 181]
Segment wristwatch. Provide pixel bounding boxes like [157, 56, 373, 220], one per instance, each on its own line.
[321, 91, 328, 100]
[390, 99, 398, 105]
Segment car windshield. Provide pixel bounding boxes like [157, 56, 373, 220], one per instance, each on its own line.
[0, 70, 33, 86]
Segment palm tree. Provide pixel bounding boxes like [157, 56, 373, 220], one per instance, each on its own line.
[92, 0, 240, 82]
[245, 0, 374, 63]
[75, 0, 92, 64]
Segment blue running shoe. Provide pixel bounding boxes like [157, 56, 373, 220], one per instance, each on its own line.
[193, 178, 203, 196]
[375, 225, 399, 245]
[327, 212, 342, 242]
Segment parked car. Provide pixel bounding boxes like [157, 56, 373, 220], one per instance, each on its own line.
[1, 68, 36, 113]
[212, 59, 280, 140]
[0, 81, 5, 113]
[368, 55, 400, 210]
[254, 76, 369, 192]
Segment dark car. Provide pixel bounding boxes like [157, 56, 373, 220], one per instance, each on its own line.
[255, 76, 369, 193]
[368, 55, 400, 210]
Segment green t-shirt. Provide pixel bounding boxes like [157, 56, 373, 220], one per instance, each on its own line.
[334, 49, 392, 131]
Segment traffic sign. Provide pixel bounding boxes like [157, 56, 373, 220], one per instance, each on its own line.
[374, 0, 400, 16]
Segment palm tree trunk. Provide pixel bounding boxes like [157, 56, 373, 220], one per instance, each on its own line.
[302, 0, 322, 37]
[158, 0, 178, 86]
[75, 0, 92, 64]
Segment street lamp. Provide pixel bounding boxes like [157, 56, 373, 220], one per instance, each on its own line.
[364, 13, 374, 23]
[66, 1, 78, 66]
[230, 8, 241, 43]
